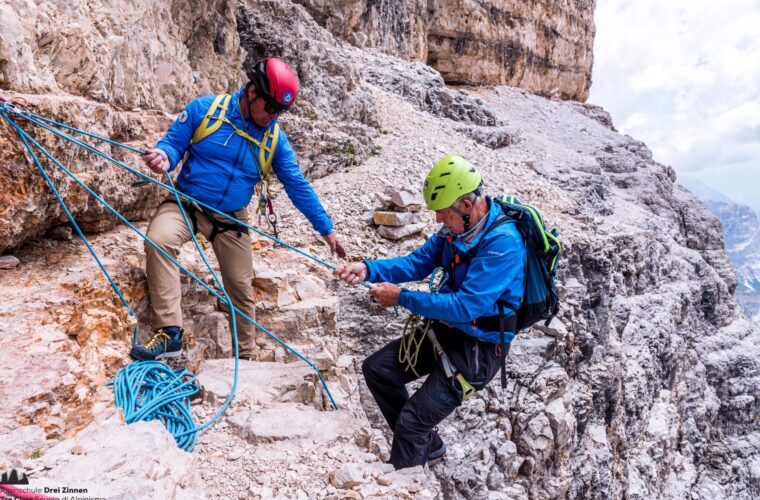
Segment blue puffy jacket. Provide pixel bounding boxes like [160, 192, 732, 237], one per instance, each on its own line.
[156, 86, 333, 235]
[365, 198, 526, 344]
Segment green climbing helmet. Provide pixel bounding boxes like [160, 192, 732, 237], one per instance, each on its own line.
[423, 154, 482, 211]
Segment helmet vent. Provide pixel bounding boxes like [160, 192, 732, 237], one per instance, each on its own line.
[440, 172, 451, 177]
[431, 193, 438, 201]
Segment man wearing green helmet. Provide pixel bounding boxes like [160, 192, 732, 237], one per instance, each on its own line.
[334, 154, 527, 469]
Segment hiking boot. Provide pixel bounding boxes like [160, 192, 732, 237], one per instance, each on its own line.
[130, 327, 183, 361]
[428, 428, 447, 462]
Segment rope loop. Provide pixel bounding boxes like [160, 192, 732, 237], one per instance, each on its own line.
[0, 106, 343, 452]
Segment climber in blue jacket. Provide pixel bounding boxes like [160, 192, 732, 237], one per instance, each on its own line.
[131, 57, 346, 362]
[335, 155, 526, 469]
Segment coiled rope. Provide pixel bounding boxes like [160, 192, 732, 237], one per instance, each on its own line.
[398, 267, 447, 375]
[0, 97, 390, 450]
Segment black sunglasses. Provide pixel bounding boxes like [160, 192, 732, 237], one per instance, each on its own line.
[262, 97, 287, 115]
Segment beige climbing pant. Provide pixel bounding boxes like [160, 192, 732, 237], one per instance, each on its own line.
[145, 200, 257, 357]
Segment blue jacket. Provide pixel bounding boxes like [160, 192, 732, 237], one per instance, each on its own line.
[156, 86, 333, 235]
[365, 198, 526, 344]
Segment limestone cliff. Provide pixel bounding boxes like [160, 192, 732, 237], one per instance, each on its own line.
[426, 0, 595, 100]
[291, 0, 596, 100]
[1, 0, 758, 499]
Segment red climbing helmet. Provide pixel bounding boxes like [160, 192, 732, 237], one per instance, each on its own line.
[249, 57, 299, 113]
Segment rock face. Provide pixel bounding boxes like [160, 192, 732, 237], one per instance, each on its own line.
[1, 0, 759, 499]
[291, 0, 429, 60]
[314, 86, 760, 498]
[0, 0, 241, 252]
[678, 178, 760, 321]
[29, 412, 206, 499]
[0, 0, 378, 252]
[427, 0, 595, 100]
[292, 0, 596, 100]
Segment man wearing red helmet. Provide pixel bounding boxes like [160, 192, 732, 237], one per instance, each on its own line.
[133, 57, 346, 361]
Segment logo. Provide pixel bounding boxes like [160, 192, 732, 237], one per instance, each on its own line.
[282, 92, 293, 105]
[1, 469, 29, 485]
[177, 110, 188, 123]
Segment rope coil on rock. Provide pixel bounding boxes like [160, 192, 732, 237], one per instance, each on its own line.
[0, 98, 361, 451]
[110, 361, 201, 451]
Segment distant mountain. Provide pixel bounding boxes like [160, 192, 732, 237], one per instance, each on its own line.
[738, 195, 760, 220]
[679, 177, 760, 320]
[678, 177, 734, 204]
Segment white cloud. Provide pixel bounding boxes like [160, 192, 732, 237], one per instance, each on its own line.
[590, 0, 760, 203]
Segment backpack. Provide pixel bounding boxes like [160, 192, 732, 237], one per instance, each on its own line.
[491, 195, 561, 332]
[453, 195, 561, 388]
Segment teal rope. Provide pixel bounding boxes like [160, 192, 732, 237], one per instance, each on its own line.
[7, 115, 339, 407]
[4, 113, 141, 347]
[111, 362, 200, 451]
[22, 110, 145, 155]
[3, 114, 203, 449]
[19, 110, 397, 314]
[5, 113, 202, 449]
[1, 106, 340, 451]
[2, 105, 338, 409]
[164, 172, 242, 439]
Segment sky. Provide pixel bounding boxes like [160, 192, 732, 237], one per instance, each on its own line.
[590, 0, 760, 211]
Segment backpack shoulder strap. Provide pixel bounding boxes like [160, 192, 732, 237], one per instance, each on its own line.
[186, 94, 281, 181]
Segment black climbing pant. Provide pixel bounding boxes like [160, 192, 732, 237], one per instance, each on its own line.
[362, 320, 503, 469]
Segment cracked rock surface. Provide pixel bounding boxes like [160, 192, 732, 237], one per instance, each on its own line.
[1, 0, 758, 498]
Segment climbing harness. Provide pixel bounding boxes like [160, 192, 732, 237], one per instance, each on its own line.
[160, 198, 248, 243]
[398, 267, 476, 402]
[185, 93, 282, 242]
[0, 97, 364, 451]
[187, 93, 280, 177]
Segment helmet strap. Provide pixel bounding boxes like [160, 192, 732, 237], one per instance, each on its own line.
[448, 204, 471, 232]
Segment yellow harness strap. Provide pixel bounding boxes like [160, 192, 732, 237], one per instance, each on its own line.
[191, 94, 230, 145]
[187, 94, 280, 179]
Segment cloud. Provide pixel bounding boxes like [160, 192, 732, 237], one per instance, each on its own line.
[590, 0, 760, 202]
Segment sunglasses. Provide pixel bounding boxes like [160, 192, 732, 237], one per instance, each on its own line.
[262, 97, 287, 115]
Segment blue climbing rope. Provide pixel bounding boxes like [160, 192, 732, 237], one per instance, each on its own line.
[111, 362, 200, 451]
[4, 114, 203, 449]
[14, 107, 384, 292]
[7, 107, 343, 405]
[0, 99, 349, 450]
